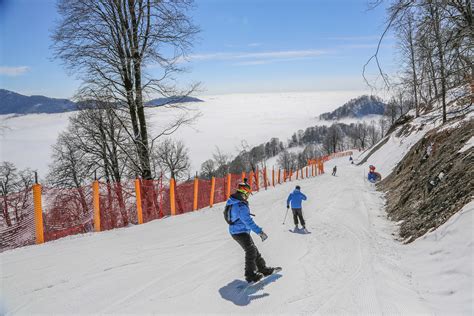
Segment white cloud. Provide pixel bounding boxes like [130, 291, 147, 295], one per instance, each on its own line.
[182, 49, 326, 63]
[326, 35, 382, 41]
[0, 66, 30, 76]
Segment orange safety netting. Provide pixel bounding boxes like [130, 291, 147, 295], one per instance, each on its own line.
[213, 177, 227, 204]
[0, 187, 35, 252]
[175, 180, 194, 214]
[42, 186, 94, 242]
[197, 179, 212, 210]
[140, 178, 167, 222]
[0, 150, 351, 251]
[229, 173, 242, 194]
[98, 181, 137, 231]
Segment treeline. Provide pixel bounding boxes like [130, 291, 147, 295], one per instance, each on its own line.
[377, 0, 472, 122]
[198, 119, 389, 179]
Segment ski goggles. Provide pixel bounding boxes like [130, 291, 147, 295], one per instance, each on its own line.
[237, 185, 252, 197]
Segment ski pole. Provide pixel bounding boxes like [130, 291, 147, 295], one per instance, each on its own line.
[282, 208, 289, 225]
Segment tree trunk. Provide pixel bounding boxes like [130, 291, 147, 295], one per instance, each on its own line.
[431, 3, 447, 123]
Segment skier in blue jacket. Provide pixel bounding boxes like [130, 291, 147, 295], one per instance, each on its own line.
[225, 182, 278, 283]
[286, 185, 308, 230]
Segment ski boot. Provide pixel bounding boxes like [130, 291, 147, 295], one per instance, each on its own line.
[245, 271, 264, 283]
[259, 267, 281, 276]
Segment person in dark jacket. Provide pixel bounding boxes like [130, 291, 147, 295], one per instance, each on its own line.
[225, 182, 277, 283]
[286, 185, 308, 230]
[332, 165, 337, 176]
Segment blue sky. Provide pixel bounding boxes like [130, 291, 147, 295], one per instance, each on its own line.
[0, 0, 395, 98]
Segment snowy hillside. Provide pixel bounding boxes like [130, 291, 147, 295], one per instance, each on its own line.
[1, 149, 472, 314]
[319, 95, 386, 120]
[0, 90, 367, 176]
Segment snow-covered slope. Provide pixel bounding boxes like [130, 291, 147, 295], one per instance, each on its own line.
[402, 201, 473, 315]
[1, 154, 472, 314]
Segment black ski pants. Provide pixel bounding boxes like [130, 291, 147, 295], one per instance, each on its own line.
[232, 232, 267, 276]
[292, 208, 305, 227]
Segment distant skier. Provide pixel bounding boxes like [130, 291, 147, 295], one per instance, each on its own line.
[332, 166, 337, 176]
[224, 182, 278, 283]
[349, 156, 354, 164]
[286, 185, 308, 230]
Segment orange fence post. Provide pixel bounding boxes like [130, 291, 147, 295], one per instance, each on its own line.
[278, 169, 281, 184]
[209, 176, 215, 207]
[170, 178, 176, 216]
[272, 168, 275, 187]
[93, 180, 102, 230]
[306, 166, 309, 178]
[193, 176, 199, 211]
[134, 179, 143, 225]
[249, 171, 254, 189]
[255, 168, 260, 191]
[242, 171, 246, 182]
[226, 174, 231, 199]
[301, 168, 304, 179]
[263, 168, 267, 190]
[32, 183, 44, 244]
[283, 170, 287, 182]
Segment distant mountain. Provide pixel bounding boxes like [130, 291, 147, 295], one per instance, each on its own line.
[319, 95, 386, 120]
[146, 96, 203, 107]
[0, 89, 204, 115]
[0, 89, 77, 115]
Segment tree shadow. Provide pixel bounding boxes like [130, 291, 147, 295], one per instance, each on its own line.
[218, 274, 282, 306]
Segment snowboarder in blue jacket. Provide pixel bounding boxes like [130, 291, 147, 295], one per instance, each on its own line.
[225, 182, 277, 283]
[286, 185, 308, 230]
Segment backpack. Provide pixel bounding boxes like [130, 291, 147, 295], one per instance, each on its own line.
[223, 204, 235, 225]
[224, 201, 254, 225]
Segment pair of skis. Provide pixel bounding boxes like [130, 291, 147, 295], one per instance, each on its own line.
[283, 208, 309, 233]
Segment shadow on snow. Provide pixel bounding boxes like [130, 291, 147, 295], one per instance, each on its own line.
[218, 273, 282, 306]
[288, 228, 311, 234]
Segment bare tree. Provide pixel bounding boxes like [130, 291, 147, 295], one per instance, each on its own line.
[277, 150, 297, 171]
[154, 138, 190, 181]
[52, 0, 199, 179]
[0, 162, 34, 227]
[47, 132, 92, 189]
[200, 159, 215, 179]
[365, 0, 472, 123]
[395, 7, 420, 117]
[212, 147, 230, 177]
[379, 116, 389, 138]
[0, 162, 18, 226]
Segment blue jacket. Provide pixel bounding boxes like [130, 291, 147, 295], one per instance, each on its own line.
[368, 172, 377, 183]
[287, 189, 307, 209]
[226, 195, 263, 235]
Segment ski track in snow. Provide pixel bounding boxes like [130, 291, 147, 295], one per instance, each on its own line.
[0, 157, 469, 314]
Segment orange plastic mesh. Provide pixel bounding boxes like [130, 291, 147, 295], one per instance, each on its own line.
[175, 180, 194, 214]
[98, 181, 136, 231]
[42, 185, 94, 242]
[213, 177, 226, 204]
[0, 187, 35, 252]
[197, 179, 212, 209]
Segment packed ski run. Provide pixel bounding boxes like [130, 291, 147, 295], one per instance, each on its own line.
[1, 152, 472, 315]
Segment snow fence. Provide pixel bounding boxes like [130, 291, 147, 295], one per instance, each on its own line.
[0, 151, 353, 252]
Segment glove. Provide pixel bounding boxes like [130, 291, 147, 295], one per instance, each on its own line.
[259, 231, 268, 242]
[286, 205, 289, 209]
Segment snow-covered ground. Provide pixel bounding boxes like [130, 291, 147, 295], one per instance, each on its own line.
[1, 153, 472, 314]
[0, 90, 372, 176]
